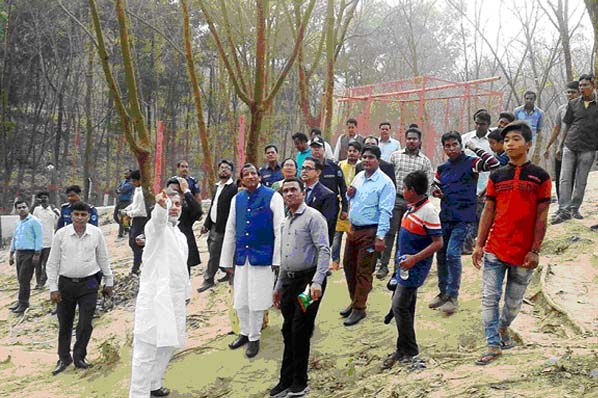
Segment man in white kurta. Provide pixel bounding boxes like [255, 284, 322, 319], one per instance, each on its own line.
[221, 164, 284, 358]
[129, 190, 191, 398]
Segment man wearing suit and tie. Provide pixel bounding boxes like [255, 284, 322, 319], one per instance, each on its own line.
[197, 160, 238, 293]
[300, 157, 338, 245]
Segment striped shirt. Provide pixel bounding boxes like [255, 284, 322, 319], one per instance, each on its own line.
[389, 149, 434, 194]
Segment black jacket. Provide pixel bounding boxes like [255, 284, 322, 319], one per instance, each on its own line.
[306, 182, 338, 245]
[203, 181, 238, 234]
[178, 191, 203, 267]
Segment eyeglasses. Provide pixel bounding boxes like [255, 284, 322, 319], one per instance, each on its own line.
[301, 166, 315, 171]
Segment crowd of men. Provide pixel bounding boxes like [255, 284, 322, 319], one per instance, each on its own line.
[7, 74, 597, 397]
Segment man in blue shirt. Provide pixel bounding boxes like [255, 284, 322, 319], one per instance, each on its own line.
[259, 144, 283, 187]
[293, 132, 312, 173]
[514, 90, 544, 161]
[341, 145, 395, 327]
[113, 170, 134, 238]
[57, 185, 98, 229]
[9, 199, 43, 314]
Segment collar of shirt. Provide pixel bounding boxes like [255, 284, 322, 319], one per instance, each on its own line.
[216, 178, 234, 187]
[363, 167, 383, 181]
[289, 202, 308, 220]
[306, 181, 318, 190]
[68, 224, 90, 237]
[265, 163, 281, 171]
[401, 148, 423, 157]
[407, 196, 429, 212]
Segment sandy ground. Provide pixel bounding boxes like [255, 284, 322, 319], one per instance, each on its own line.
[0, 173, 597, 397]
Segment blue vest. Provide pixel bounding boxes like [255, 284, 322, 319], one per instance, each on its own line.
[235, 185, 275, 266]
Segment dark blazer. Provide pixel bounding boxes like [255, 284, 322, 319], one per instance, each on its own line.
[356, 159, 397, 188]
[178, 191, 203, 267]
[203, 181, 238, 234]
[306, 182, 338, 245]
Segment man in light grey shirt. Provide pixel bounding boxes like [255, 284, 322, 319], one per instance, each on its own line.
[271, 177, 329, 398]
[46, 201, 113, 375]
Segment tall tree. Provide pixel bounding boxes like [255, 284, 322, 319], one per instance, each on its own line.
[585, 0, 598, 76]
[198, 0, 316, 164]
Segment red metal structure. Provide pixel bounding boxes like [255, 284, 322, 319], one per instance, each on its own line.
[335, 75, 503, 165]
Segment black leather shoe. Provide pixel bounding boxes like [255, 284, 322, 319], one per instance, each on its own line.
[151, 387, 170, 397]
[74, 358, 91, 369]
[343, 310, 366, 326]
[217, 274, 230, 283]
[52, 359, 72, 376]
[12, 304, 29, 314]
[245, 340, 259, 358]
[8, 302, 19, 311]
[339, 305, 353, 318]
[196, 280, 214, 293]
[228, 334, 249, 350]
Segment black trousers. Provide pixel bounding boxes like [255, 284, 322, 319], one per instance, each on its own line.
[129, 216, 147, 271]
[392, 285, 419, 357]
[16, 250, 35, 306]
[57, 274, 100, 361]
[35, 247, 50, 287]
[204, 229, 225, 282]
[279, 271, 327, 388]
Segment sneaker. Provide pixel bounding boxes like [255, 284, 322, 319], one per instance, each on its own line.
[376, 266, 389, 279]
[551, 211, 571, 225]
[269, 382, 290, 397]
[287, 385, 308, 397]
[428, 293, 448, 309]
[438, 297, 458, 314]
[572, 210, 584, 220]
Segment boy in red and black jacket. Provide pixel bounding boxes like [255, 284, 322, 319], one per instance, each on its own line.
[472, 120, 551, 366]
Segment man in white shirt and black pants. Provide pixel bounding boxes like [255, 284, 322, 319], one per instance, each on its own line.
[46, 201, 114, 376]
[123, 170, 149, 275]
[32, 191, 59, 289]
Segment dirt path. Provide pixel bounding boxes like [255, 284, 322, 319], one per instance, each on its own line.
[2, 174, 598, 397]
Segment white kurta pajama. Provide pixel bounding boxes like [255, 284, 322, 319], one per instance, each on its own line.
[220, 189, 284, 341]
[129, 202, 191, 398]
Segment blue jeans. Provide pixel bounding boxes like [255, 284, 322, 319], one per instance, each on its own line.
[558, 147, 595, 213]
[331, 231, 344, 263]
[482, 252, 534, 347]
[436, 221, 473, 298]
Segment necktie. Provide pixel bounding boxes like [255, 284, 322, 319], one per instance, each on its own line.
[306, 188, 312, 203]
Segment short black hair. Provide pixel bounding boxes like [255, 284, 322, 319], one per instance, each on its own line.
[166, 176, 180, 186]
[176, 160, 189, 168]
[474, 109, 491, 124]
[14, 199, 28, 209]
[36, 191, 50, 198]
[524, 90, 537, 99]
[403, 170, 428, 195]
[498, 112, 515, 123]
[240, 163, 259, 178]
[310, 127, 322, 136]
[71, 201, 90, 213]
[365, 135, 379, 145]
[579, 74, 594, 84]
[441, 131, 462, 146]
[292, 132, 308, 142]
[566, 81, 580, 91]
[130, 170, 141, 181]
[264, 144, 278, 153]
[501, 121, 532, 142]
[65, 185, 82, 195]
[487, 129, 503, 142]
[218, 159, 234, 171]
[347, 141, 362, 152]
[281, 177, 305, 192]
[303, 157, 324, 171]
[379, 121, 391, 129]
[281, 157, 297, 169]
[405, 126, 422, 139]
[361, 145, 381, 159]
[346, 118, 357, 126]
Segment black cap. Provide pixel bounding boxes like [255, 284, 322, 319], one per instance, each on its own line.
[309, 136, 325, 147]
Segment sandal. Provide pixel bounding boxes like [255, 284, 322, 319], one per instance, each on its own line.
[499, 329, 516, 350]
[475, 349, 502, 366]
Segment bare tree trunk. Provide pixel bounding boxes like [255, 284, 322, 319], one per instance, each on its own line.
[83, 38, 93, 202]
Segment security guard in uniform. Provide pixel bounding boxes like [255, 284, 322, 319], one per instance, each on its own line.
[57, 185, 98, 230]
